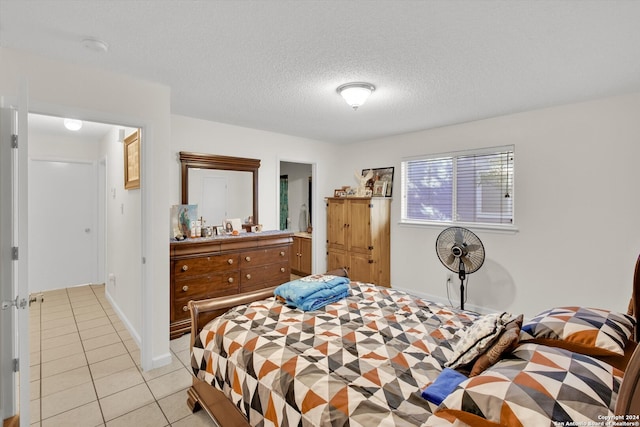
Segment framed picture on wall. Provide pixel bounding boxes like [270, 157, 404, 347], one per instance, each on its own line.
[124, 129, 140, 190]
[362, 167, 394, 197]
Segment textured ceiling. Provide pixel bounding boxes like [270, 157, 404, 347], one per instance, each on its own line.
[2, 0, 640, 144]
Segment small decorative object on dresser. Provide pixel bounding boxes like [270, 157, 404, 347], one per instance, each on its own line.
[373, 180, 387, 197]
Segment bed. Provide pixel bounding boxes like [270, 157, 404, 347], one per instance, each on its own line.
[187, 259, 640, 426]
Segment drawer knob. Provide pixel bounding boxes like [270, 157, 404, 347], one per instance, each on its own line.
[182, 306, 188, 312]
[182, 285, 188, 292]
[280, 251, 285, 257]
[280, 267, 285, 273]
[245, 274, 251, 280]
[227, 259, 234, 265]
[181, 265, 189, 271]
[245, 256, 251, 262]
[228, 277, 234, 283]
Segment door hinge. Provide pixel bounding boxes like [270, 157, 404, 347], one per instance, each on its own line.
[13, 358, 19, 372]
[368, 260, 374, 264]
[368, 246, 374, 250]
[11, 246, 18, 260]
[11, 134, 18, 148]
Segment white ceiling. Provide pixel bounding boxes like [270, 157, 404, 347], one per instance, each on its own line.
[2, 0, 640, 144]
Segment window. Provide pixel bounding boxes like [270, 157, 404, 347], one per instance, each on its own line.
[401, 146, 514, 227]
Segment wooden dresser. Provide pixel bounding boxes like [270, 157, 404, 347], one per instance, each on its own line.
[169, 230, 293, 338]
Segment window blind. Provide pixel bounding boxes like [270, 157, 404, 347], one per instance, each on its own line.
[402, 146, 514, 226]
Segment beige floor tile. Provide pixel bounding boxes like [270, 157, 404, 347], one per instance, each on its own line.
[41, 316, 76, 331]
[169, 410, 215, 427]
[41, 400, 103, 427]
[41, 331, 81, 351]
[41, 303, 72, 315]
[157, 389, 192, 424]
[94, 366, 145, 398]
[173, 349, 191, 369]
[122, 338, 139, 353]
[30, 398, 41, 424]
[85, 341, 128, 365]
[90, 353, 136, 380]
[169, 334, 190, 353]
[42, 323, 78, 339]
[41, 365, 92, 397]
[80, 324, 117, 341]
[83, 331, 121, 351]
[41, 309, 74, 322]
[105, 402, 168, 427]
[41, 352, 87, 378]
[72, 303, 104, 315]
[31, 363, 41, 382]
[75, 310, 108, 324]
[41, 381, 96, 419]
[141, 357, 185, 381]
[77, 316, 111, 332]
[41, 340, 84, 363]
[70, 296, 100, 307]
[31, 379, 40, 401]
[30, 349, 41, 366]
[99, 383, 154, 421]
[117, 329, 133, 342]
[146, 369, 192, 400]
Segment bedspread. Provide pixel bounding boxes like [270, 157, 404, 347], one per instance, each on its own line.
[191, 283, 479, 426]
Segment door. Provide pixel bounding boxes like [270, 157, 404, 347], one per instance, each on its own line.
[347, 198, 372, 254]
[28, 159, 98, 291]
[327, 198, 347, 250]
[0, 91, 30, 425]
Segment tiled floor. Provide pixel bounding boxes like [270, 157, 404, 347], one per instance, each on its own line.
[28, 284, 215, 427]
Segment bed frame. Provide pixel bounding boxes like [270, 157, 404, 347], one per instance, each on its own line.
[186, 260, 640, 425]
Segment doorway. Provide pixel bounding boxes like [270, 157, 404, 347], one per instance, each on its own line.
[280, 161, 314, 276]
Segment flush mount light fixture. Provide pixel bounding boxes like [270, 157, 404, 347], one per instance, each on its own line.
[81, 37, 109, 54]
[337, 82, 375, 110]
[64, 118, 83, 131]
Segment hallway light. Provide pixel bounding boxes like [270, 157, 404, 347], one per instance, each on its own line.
[64, 119, 83, 131]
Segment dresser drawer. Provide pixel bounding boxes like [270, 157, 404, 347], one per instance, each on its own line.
[174, 272, 239, 299]
[174, 254, 240, 277]
[240, 261, 290, 293]
[240, 247, 289, 267]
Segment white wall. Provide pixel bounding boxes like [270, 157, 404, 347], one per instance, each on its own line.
[332, 93, 640, 318]
[171, 115, 336, 274]
[0, 48, 172, 370]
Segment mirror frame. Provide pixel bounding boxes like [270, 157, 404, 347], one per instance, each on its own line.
[180, 151, 260, 225]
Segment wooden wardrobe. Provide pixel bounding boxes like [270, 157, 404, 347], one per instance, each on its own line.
[326, 197, 390, 287]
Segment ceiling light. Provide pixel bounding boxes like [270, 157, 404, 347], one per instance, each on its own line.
[81, 38, 109, 54]
[337, 82, 375, 110]
[64, 119, 83, 131]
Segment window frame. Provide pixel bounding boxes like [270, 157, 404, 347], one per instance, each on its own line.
[400, 145, 517, 232]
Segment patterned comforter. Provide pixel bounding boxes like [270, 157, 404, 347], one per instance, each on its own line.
[191, 283, 624, 427]
[191, 283, 478, 426]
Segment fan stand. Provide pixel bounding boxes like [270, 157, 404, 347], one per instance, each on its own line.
[457, 260, 466, 310]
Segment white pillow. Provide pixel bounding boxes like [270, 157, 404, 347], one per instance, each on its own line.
[446, 312, 512, 369]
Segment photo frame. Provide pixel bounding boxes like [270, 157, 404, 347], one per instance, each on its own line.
[215, 226, 225, 236]
[223, 218, 242, 234]
[124, 129, 140, 190]
[373, 181, 387, 197]
[334, 189, 346, 197]
[362, 167, 394, 197]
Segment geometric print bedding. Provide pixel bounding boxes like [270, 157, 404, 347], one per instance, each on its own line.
[430, 343, 623, 427]
[191, 282, 480, 426]
[520, 306, 635, 356]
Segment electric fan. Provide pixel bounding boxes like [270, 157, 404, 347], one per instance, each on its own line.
[435, 227, 485, 310]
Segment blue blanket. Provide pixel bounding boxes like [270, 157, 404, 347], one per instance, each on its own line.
[274, 275, 350, 311]
[421, 368, 467, 405]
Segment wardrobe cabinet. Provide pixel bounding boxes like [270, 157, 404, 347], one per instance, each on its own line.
[326, 197, 390, 287]
[290, 233, 312, 276]
[170, 230, 292, 338]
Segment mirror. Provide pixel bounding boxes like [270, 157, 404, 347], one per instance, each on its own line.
[180, 152, 259, 227]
